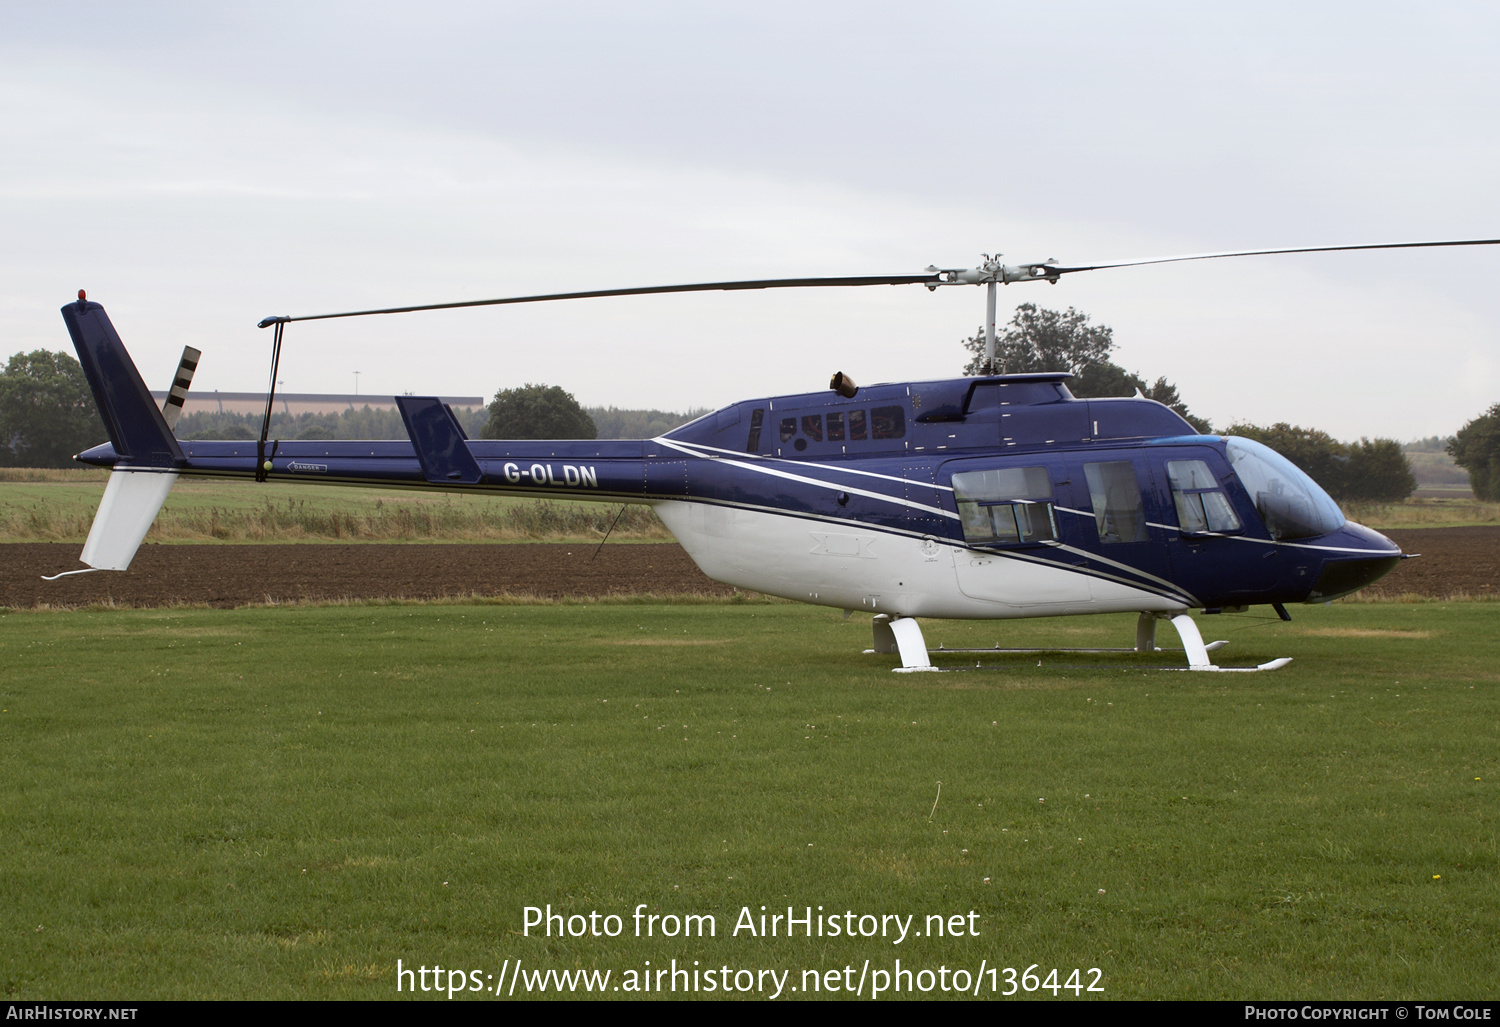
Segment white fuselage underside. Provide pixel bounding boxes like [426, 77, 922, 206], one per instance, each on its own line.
[652, 500, 1186, 620]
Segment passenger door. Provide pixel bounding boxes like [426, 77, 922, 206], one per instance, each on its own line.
[942, 457, 1093, 609]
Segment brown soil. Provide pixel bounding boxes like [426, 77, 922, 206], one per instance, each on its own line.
[1364, 527, 1500, 599]
[2, 543, 735, 609]
[0, 527, 1493, 610]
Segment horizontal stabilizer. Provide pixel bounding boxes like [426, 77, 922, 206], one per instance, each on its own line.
[396, 397, 483, 484]
[78, 469, 178, 571]
[61, 300, 184, 468]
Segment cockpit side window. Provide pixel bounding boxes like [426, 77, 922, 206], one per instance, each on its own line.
[1167, 459, 1241, 534]
[952, 466, 1057, 545]
[1083, 461, 1149, 543]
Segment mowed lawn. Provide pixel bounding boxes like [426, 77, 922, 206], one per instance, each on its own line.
[1, 600, 1496, 1000]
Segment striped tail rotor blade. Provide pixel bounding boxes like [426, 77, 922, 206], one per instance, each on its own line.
[160, 346, 201, 431]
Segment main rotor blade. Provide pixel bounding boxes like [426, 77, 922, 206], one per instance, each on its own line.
[258, 274, 940, 327]
[1046, 238, 1500, 276]
[257, 238, 1500, 327]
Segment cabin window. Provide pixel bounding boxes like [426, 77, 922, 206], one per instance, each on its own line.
[1167, 459, 1240, 533]
[1084, 461, 1148, 543]
[780, 417, 796, 443]
[872, 405, 906, 440]
[801, 414, 824, 442]
[952, 466, 1057, 545]
[827, 411, 845, 441]
[745, 409, 764, 453]
[849, 409, 868, 440]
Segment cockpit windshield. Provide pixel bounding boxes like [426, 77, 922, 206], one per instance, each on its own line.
[1224, 437, 1345, 540]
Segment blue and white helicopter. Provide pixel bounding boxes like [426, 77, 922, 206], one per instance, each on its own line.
[56, 239, 1499, 671]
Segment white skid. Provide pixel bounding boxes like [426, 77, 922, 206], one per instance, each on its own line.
[77, 469, 178, 571]
[878, 610, 1288, 673]
[930, 641, 1229, 654]
[1174, 658, 1294, 673]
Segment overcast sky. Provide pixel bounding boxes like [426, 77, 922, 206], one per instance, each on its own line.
[2, 1, 1497, 440]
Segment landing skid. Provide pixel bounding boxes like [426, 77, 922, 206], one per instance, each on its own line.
[930, 642, 1229, 654]
[867, 612, 1291, 673]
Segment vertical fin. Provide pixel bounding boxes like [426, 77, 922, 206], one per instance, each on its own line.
[60, 300, 184, 467]
[56, 299, 182, 573]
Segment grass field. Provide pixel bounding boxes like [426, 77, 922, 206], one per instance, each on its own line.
[1, 470, 1496, 544]
[1342, 496, 1500, 529]
[0, 470, 670, 543]
[1, 600, 1496, 1000]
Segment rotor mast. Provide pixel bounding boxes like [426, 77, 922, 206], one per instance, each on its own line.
[923, 253, 1060, 374]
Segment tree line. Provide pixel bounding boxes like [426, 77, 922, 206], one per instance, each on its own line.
[0, 349, 706, 462]
[2, 337, 1496, 506]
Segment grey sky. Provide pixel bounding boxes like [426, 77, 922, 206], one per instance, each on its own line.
[2, 2, 1496, 439]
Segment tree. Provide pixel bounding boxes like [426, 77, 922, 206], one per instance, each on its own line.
[1344, 438, 1418, 503]
[587, 406, 710, 439]
[0, 350, 106, 467]
[481, 384, 597, 440]
[962, 304, 1112, 377]
[1227, 422, 1416, 503]
[962, 304, 1211, 432]
[1448, 403, 1500, 500]
[182, 422, 256, 441]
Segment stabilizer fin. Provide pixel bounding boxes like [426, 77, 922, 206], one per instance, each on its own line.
[60, 300, 184, 468]
[396, 397, 483, 484]
[78, 469, 178, 571]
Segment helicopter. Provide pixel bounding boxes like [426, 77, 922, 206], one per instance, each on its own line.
[53, 238, 1500, 671]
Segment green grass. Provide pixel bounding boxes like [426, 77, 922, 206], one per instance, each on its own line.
[1, 601, 1497, 1000]
[0, 472, 670, 543]
[1343, 496, 1500, 529]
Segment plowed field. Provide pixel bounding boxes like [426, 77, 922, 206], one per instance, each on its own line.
[1, 527, 1493, 609]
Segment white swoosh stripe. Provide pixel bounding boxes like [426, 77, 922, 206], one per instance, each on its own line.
[656, 437, 956, 492]
[653, 438, 961, 521]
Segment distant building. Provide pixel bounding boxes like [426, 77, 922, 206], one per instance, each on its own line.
[149, 391, 485, 417]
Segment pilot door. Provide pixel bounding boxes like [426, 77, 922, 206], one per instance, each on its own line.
[1146, 446, 1281, 601]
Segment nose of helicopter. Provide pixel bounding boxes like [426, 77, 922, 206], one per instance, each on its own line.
[1303, 521, 1404, 602]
